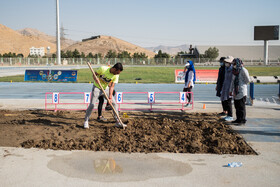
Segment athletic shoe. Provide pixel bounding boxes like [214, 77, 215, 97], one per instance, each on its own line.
[115, 122, 127, 128]
[84, 121, 89, 129]
[218, 112, 227, 116]
[222, 115, 229, 119]
[224, 116, 234, 121]
[105, 105, 113, 111]
[185, 103, 189, 107]
[231, 120, 241, 124]
[231, 120, 246, 126]
[234, 122, 246, 126]
[97, 116, 107, 122]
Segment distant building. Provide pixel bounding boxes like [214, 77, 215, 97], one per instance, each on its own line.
[82, 35, 101, 42]
[29, 47, 45, 56]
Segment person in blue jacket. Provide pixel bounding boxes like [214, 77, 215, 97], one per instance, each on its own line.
[183, 60, 196, 106]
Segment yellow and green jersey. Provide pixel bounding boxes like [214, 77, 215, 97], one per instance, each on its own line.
[94, 66, 119, 90]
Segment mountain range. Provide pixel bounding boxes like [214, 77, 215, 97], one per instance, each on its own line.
[0, 24, 156, 57]
[145, 44, 193, 55]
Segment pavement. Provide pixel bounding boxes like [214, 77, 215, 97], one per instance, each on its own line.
[0, 99, 280, 186]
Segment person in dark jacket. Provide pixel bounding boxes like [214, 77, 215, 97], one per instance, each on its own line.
[221, 56, 234, 121]
[216, 57, 226, 115]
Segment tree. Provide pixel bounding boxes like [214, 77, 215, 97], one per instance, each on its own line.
[133, 52, 148, 59]
[61, 50, 67, 58]
[154, 50, 170, 58]
[3, 52, 17, 57]
[93, 53, 102, 58]
[66, 50, 73, 58]
[28, 54, 39, 58]
[117, 51, 131, 58]
[81, 52, 86, 58]
[86, 52, 93, 58]
[105, 50, 117, 58]
[73, 49, 80, 58]
[204, 47, 219, 60]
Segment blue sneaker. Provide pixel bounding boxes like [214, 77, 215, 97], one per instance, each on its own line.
[224, 116, 234, 121]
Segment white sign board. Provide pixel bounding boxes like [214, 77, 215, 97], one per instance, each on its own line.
[148, 92, 155, 103]
[116, 92, 123, 104]
[84, 92, 91, 104]
[52, 92, 59, 104]
[179, 92, 187, 103]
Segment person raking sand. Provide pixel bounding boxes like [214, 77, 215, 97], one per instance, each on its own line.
[84, 62, 126, 129]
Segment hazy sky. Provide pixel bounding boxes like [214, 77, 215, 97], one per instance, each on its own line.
[0, 0, 280, 47]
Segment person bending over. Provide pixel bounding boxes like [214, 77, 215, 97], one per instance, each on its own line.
[84, 63, 124, 129]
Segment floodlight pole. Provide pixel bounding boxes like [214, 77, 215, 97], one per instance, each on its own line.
[264, 40, 268, 65]
[56, 0, 61, 65]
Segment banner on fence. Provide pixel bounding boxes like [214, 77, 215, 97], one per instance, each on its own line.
[24, 70, 77, 82]
[175, 69, 219, 83]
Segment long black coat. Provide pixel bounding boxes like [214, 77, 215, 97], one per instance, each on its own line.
[216, 66, 225, 97]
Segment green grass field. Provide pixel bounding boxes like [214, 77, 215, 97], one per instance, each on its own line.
[0, 66, 279, 83]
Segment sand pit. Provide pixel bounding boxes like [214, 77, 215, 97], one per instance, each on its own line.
[0, 109, 256, 155]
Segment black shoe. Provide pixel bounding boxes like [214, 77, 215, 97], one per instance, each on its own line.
[105, 105, 113, 111]
[232, 120, 245, 126]
[231, 120, 241, 124]
[234, 122, 246, 126]
[97, 116, 107, 122]
[218, 112, 227, 116]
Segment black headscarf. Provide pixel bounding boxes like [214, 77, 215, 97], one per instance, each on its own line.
[232, 58, 243, 95]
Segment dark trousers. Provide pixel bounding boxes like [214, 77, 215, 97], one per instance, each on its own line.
[222, 98, 232, 117]
[234, 96, 247, 123]
[221, 100, 227, 112]
[183, 87, 192, 103]
[98, 96, 105, 117]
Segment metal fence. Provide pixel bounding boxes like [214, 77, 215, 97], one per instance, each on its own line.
[0, 57, 279, 66]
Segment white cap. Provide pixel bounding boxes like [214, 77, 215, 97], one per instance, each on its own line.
[224, 56, 234, 63]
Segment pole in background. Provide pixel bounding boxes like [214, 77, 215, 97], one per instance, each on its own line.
[56, 0, 61, 65]
[264, 40, 268, 65]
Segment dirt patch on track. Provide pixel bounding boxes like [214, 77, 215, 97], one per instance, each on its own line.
[0, 109, 256, 155]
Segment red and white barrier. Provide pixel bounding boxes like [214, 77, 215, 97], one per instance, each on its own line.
[116, 92, 193, 111]
[45, 92, 194, 111]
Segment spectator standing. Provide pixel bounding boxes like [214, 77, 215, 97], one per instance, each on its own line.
[221, 56, 234, 121]
[216, 57, 226, 115]
[183, 60, 196, 106]
[230, 58, 250, 125]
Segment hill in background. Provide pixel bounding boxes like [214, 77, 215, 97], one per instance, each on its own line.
[0, 24, 56, 57]
[17, 28, 76, 49]
[0, 24, 155, 58]
[146, 44, 191, 55]
[63, 35, 156, 58]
